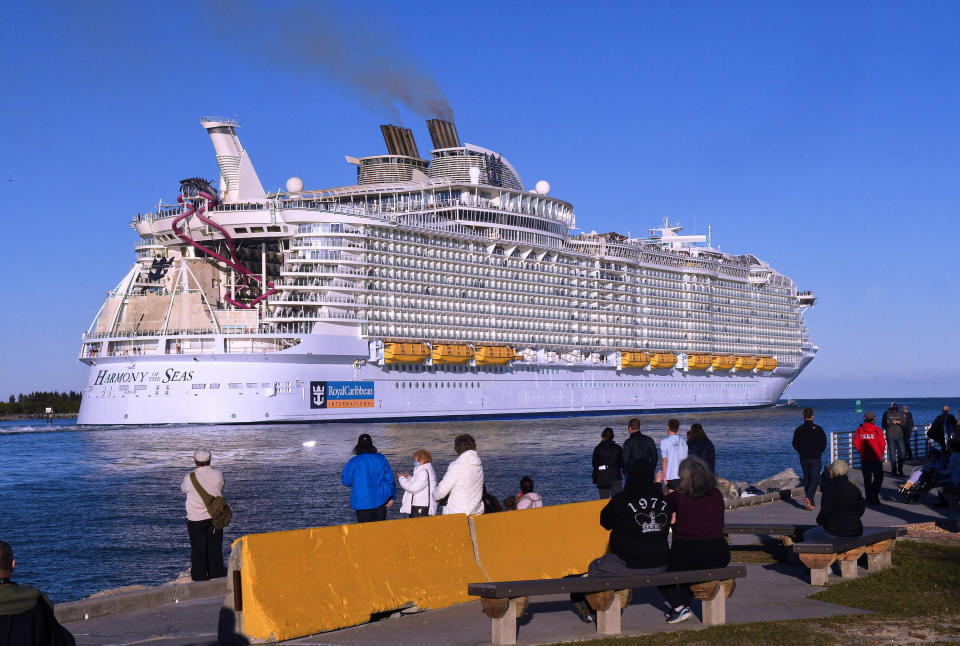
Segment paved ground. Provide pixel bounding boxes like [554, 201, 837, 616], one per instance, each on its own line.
[63, 466, 958, 646]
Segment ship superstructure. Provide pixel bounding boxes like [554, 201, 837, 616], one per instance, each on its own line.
[77, 117, 816, 424]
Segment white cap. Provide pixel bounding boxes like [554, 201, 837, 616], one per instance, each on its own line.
[194, 449, 212, 463]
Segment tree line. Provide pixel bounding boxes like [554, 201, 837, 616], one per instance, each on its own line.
[1, 391, 82, 415]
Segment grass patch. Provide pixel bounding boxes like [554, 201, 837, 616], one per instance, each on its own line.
[546, 540, 960, 646]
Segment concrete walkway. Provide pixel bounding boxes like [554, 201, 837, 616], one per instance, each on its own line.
[62, 468, 957, 646]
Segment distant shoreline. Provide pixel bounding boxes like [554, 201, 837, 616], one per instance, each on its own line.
[0, 413, 77, 421]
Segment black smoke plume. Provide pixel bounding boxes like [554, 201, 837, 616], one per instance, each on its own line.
[205, 0, 453, 121]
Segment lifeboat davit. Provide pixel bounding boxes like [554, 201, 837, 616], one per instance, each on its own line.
[475, 345, 514, 366]
[756, 356, 778, 371]
[734, 356, 758, 371]
[432, 344, 474, 365]
[384, 342, 430, 364]
[649, 352, 678, 369]
[620, 351, 651, 368]
[686, 354, 713, 370]
[712, 355, 736, 371]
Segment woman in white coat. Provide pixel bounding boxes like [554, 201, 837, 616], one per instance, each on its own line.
[433, 434, 485, 515]
[398, 449, 438, 517]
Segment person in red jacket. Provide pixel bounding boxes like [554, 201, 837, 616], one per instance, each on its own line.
[854, 411, 887, 505]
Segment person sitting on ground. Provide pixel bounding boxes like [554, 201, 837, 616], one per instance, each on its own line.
[0, 540, 76, 646]
[398, 449, 438, 517]
[657, 456, 729, 625]
[805, 459, 864, 540]
[570, 459, 671, 623]
[516, 475, 544, 509]
[502, 495, 518, 511]
[482, 486, 504, 513]
[686, 423, 716, 473]
[433, 434, 485, 515]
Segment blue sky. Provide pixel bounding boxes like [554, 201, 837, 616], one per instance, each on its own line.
[1, 1, 958, 399]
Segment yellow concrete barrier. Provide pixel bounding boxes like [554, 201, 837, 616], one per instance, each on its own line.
[235, 514, 484, 642]
[471, 499, 609, 582]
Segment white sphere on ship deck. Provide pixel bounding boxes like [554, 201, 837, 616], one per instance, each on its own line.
[535, 180, 551, 195]
[286, 177, 304, 193]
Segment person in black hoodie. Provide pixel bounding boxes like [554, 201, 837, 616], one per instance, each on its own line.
[570, 459, 670, 622]
[0, 540, 77, 646]
[792, 408, 827, 511]
[592, 427, 624, 498]
[622, 418, 658, 472]
[805, 459, 864, 539]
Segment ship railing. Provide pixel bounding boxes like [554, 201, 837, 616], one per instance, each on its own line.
[829, 425, 932, 468]
[82, 327, 260, 340]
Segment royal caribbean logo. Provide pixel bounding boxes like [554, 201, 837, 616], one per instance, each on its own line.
[310, 381, 375, 409]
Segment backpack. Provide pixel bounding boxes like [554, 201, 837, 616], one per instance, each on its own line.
[190, 472, 232, 530]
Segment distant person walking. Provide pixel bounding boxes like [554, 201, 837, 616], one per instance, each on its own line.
[902, 405, 915, 460]
[433, 433, 485, 515]
[622, 418, 658, 472]
[929, 406, 957, 454]
[854, 412, 886, 505]
[883, 403, 907, 476]
[516, 475, 544, 509]
[793, 408, 827, 510]
[181, 449, 227, 581]
[686, 423, 716, 473]
[805, 459, 864, 540]
[0, 540, 77, 645]
[342, 433, 396, 522]
[398, 449, 438, 517]
[659, 419, 688, 491]
[592, 427, 624, 498]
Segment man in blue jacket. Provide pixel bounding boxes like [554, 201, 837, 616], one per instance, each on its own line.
[342, 433, 396, 522]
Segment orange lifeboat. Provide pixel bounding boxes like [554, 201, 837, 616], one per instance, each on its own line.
[649, 352, 678, 369]
[432, 344, 474, 365]
[620, 351, 651, 368]
[712, 355, 736, 371]
[734, 356, 758, 371]
[686, 354, 713, 370]
[756, 356, 778, 371]
[475, 345, 514, 366]
[384, 342, 430, 364]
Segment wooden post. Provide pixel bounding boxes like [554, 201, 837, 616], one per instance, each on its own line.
[691, 580, 727, 626]
[863, 540, 894, 572]
[799, 553, 837, 586]
[481, 598, 517, 646]
[586, 590, 621, 635]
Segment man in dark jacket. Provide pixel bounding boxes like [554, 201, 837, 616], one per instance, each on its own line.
[883, 403, 906, 476]
[0, 541, 76, 646]
[929, 406, 957, 454]
[854, 412, 886, 505]
[622, 418, 658, 473]
[807, 460, 865, 538]
[592, 427, 624, 499]
[570, 459, 670, 622]
[901, 405, 914, 460]
[792, 408, 827, 510]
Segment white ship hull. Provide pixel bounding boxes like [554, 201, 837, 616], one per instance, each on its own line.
[77, 336, 807, 425]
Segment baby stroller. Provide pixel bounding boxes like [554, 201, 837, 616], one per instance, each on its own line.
[897, 465, 938, 503]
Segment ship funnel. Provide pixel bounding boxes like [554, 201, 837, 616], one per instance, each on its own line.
[380, 124, 420, 158]
[201, 117, 266, 204]
[426, 118, 461, 150]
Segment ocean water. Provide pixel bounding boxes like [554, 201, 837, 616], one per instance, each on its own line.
[0, 396, 953, 603]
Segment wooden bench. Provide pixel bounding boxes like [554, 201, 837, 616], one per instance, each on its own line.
[792, 527, 907, 585]
[467, 566, 747, 645]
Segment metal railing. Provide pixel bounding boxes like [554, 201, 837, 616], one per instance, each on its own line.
[830, 425, 932, 468]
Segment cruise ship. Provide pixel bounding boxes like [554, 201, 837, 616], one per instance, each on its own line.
[77, 117, 817, 424]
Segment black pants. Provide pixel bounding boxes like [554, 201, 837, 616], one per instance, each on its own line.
[903, 429, 913, 460]
[800, 458, 821, 503]
[658, 538, 730, 609]
[597, 479, 623, 499]
[861, 462, 884, 504]
[186, 518, 225, 581]
[356, 504, 387, 523]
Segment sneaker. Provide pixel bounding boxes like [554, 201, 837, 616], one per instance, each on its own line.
[665, 606, 693, 624]
[572, 600, 594, 623]
[803, 497, 815, 511]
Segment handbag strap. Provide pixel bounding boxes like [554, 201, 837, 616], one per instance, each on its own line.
[190, 471, 215, 506]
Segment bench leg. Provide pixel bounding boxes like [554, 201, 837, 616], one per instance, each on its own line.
[798, 553, 837, 586]
[867, 552, 887, 572]
[701, 592, 726, 626]
[839, 559, 858, 579]
[491, 599, 517, 646]
[595, 591, 622, 635]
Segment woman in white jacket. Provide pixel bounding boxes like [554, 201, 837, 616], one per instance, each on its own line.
[433, 434, 485, 515]
[398, 449, 438, 517]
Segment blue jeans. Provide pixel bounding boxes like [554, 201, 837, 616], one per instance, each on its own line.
[800, 458, 822, 503]
[889, 438, 906, 473]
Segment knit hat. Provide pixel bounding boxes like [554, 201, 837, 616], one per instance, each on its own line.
[354, 433, 375, 454]
[194, 448, 212, 463]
